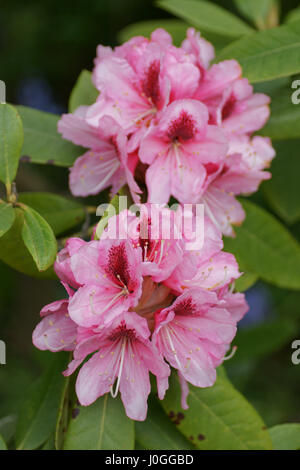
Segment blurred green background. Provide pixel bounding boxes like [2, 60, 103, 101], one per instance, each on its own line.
[0, 0, 300, 440]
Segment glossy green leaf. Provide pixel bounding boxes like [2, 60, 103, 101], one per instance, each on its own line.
[16, 353, 69, 450]
[0, 208, 56, 278]
[234, 0, 279, 30]
[41, 433, 55, 450]
[119, 19, 189, 46]
[135, 396, 194, 450]
[0, 416, 17, 445]
[217, 20, 300, 83]
[263, 140, 300, 224]
[0, 103, 23, 185]
[224, 200, 300, 290]
[259, 86, 300, 140]
[63, 394, 134, 450]
[0, 435, 7, 450]
[20, 204, 57, 271]
[55, 372, 76, 450]
[234, 271, 258, 292]
[17, 105, 83, 167]
[157, 0, 254, 38]
[0, 202, 15, 238]
[231, 318, 297, 363]
[18, 192, 85, 236]
[285, 7, 300, 25]
[69, 70, 98, 113]
[269, 423, 300, 450]
[160, 370, 272, 450]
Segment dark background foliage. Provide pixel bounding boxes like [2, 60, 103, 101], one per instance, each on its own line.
[0, 0, 300, 438]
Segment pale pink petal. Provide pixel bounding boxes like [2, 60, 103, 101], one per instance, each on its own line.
[33, 310, 77, 352]
[188, 251, 241, 290]
[58, 107, 100, 148]
[182, 27, 215, 70]
[202, 184, 245, 236]
[76, 342, 120, 406]
[146, 153, 172, 204]
[69, 150, 121, 197]
[196, 60, 241, 100]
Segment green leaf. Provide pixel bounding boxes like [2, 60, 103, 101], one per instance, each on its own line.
[231, 318, 297, 363]
[234, 0, 279, 30]
[0, 202, 15, 238]
[63, 394, 134, 450]
[119, 19, 189, 47]
[0, 416, 17, 445]
[235, 271, 258, 292]
[0, 208, 56, 278]
[263, 140, 300, 224]
[0, 103, 23, 185]
[41, 433, 55, 450]
[160, 370, 272, 450]
[157, 0, 254, 38]
[259, 86, 300, 140]
[55, 372, 75, 450]
[217, 20, 300, 83]
[135, 396, 194, 450]
[224, 200, 300, 290]
[69, 70, 98, 113]
[285, 7, 300, 25]
[269, 423, 300, 450]
[20, 204, 57, 271]
[18, 192, 85, 236]
[17, 105, 83, 167]
[16, 353, 69, 450]
[0, 435, 7, 450]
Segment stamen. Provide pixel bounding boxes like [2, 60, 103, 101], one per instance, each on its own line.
[164, 327, 182, 371]
[43, 334, 66, 352]
[222, 345, 237, 362]
[157, 240, 165, 265]
[110, 339, 127, 398]
[132, 108, 156, 124]
[89, 290, 124, 316]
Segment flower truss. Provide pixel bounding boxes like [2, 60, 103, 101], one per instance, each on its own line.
[33, 205, 248, 420]
[58, 27, 275, 236]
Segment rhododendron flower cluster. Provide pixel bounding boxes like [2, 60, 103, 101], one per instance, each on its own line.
[58, 27, 275, 236]
[33, 206, 248, 420]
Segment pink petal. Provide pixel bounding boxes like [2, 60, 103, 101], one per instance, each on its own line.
[58, 107, 101, 148]
[32, 310, 77, 352]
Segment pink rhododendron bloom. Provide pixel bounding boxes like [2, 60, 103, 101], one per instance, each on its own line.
[58, 109, 140, 201]
[33, 206, 248, 420]
[153, 288, 238, 388]
[64, 312, 170, 421]
[57, 26, 274, 236]
[139, 99, 228, 203]
[68, 239, 143, 327]
[199, 135, 275, 236]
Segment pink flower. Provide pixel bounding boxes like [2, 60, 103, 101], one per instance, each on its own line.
[58, 109, 140, 201]
[103, 204, 185, 282]
[153, 288, 240, 388]
[68, 239, 143, 328]
[64, 312, 170, 421]
[199, 135, 275, 236]
[57, 27, 274, 237]
[33, 204, 248, 418]
[32, 294, 77, 353]
[139, 99, 228, 203]
[54, 237, 86, 289]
